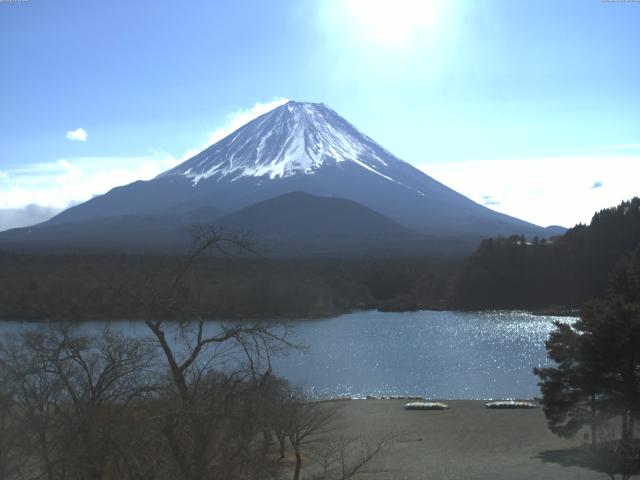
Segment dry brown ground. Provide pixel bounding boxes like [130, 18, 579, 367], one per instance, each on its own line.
[318, 399, 621, 480]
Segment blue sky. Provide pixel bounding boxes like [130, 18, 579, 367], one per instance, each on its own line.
[0, 0, 638, 230]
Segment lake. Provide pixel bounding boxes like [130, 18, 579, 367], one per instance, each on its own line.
[0, 310, 574, 400]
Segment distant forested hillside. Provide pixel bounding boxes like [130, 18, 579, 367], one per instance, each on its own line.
[0, 253, 458, 321]
[453, 197, 640, 310]
[2, 198, 638, 321]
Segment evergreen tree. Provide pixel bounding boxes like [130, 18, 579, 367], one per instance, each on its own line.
[455, 197, 640, 310]
[534, 320, 609, 445]
[535, 248, 640, 444]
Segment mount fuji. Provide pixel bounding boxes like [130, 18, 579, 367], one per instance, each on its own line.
[0, 101, 560, 254]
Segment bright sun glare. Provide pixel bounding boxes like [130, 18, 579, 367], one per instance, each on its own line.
[340, 0, 444, 50]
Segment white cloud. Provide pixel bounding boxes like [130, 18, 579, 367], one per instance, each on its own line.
[0, 153, 179, 211]
[1, 99, 291, 219]
[166, 98, 288, 163]
[0, 204, 63, 232]
[421, 156, 640, 228]
[1, 98, 289, 215]
[66, 128, 88, 142]
[198, 98, 289, 155]
[603, 143, 640, 151]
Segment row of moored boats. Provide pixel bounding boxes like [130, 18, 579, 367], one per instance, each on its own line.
[403, 400, 537, 410]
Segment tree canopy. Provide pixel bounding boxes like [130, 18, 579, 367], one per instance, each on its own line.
[535, 247, 640, 445]
[455, 197, 640, 310]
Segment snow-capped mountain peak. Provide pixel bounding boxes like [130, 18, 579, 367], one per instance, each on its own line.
[24, 101, 550, 244]
[162, 101, 404, 184]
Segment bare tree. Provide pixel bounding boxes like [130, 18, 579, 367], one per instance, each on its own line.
[260, 376, 293, 460]
[0, 386, 17, 480]
[309, 434, 390, 480]
[278, 393, 392, 480]
[282, 393, 338, 480]
[0, 328, 66, 480]
[0, 326, 158, 480]
[0, 225, 389, 480]
[133, 225, 296, 480]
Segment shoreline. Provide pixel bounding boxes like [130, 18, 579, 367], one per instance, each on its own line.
[316, 396, 540, 403]
[0, 306, 580, 323]
[324, 399, 605, 479]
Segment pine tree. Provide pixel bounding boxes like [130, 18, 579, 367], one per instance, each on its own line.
[535, 247, 640, 444]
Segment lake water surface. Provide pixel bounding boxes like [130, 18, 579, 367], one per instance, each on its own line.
[0, 310, 574, 400]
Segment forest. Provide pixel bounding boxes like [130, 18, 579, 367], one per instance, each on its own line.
[0, 197, 638, 321]
[0, 251, 458, 321]
[453, 197, 640, 310]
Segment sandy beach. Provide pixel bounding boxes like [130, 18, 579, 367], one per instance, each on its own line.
[320, 399, 609, 480]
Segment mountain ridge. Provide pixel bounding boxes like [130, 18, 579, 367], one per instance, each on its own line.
[0, 101, 564, 254]
[159, 101, 409, 184]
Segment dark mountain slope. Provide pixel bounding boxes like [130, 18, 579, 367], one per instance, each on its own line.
[217, 191, 413, 238]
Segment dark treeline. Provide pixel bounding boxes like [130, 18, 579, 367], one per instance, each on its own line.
[2, 197, 639, 320]
[0, 252, 460, 321]
[454, 197, 640, 310]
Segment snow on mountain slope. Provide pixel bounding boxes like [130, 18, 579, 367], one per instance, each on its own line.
[161, 101, 407, 187]
[23, 100, 552, 243]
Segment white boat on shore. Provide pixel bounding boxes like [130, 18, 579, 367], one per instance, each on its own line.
[404, 402, 449, 410]
[485, 400, 536, 409]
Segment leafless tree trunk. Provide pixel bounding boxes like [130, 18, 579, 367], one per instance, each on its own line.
[282, 395, 337, 480]
[309, 435, 391, 480]
[132, 225, 295, 480]
[0, 390, 16, 480]
[0, 325, 158, 480]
